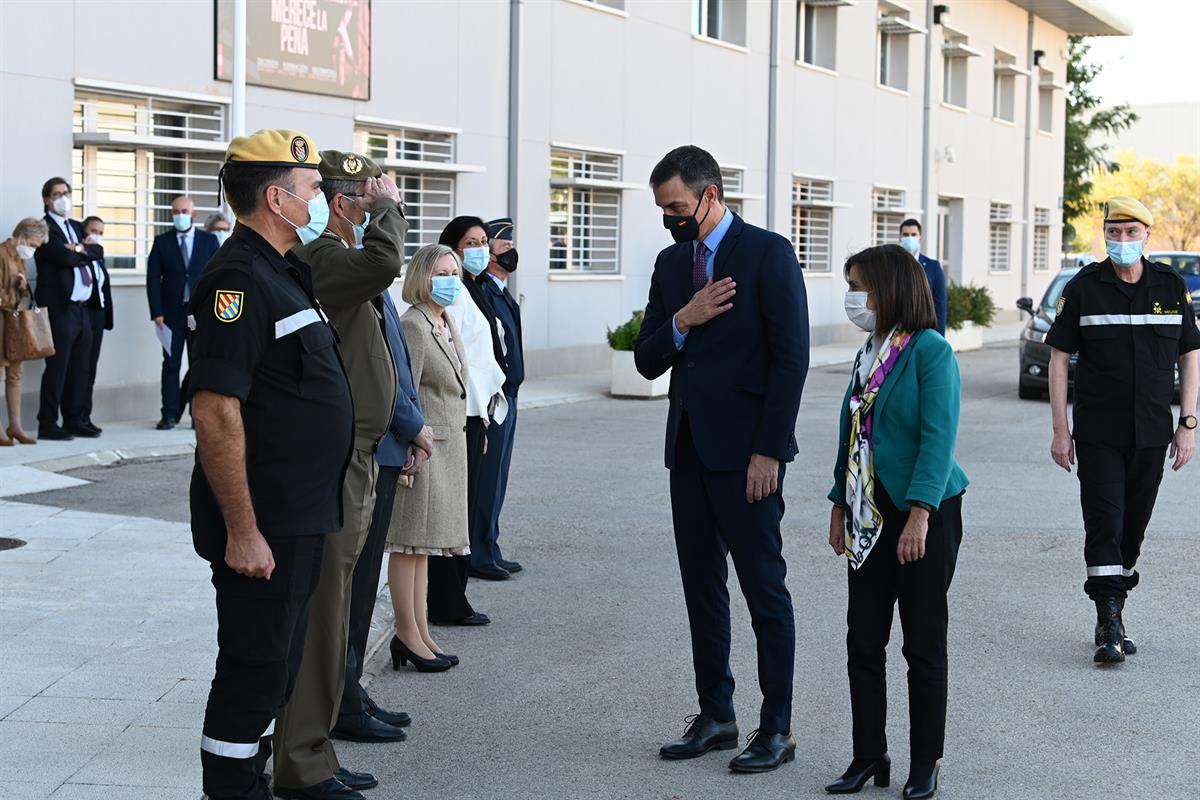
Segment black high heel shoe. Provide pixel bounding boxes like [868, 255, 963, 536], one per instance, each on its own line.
[825, 755, 890, 794]
[903, 760, 940, 799]
[390, 636, 451, 672]
[433, 652, 459, 667]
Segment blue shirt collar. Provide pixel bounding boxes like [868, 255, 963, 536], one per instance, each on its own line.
[696, 207, 734, 256]
[488, 272, 507, 291]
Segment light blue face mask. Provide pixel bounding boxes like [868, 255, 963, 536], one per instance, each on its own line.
[279, 187, 329, 245]
[899, 235, 920, 255]
[461, 246, 489, 276]
[352, 210, 370, 247]
[1106, 238, 1144, 268]
[173, 213, 193, 232]
[430, 275, 461, 307]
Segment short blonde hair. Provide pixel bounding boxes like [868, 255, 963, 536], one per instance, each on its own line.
[13, 217, 48, 243]
[402, 243, 460, 306]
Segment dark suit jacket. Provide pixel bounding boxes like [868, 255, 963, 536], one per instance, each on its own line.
[917, 253, 948, 335]
[635, 214, 810, 471]
[481, 274, 525, 396]
[146, 227, 220, 323]
[34, 214, 104, 313]
[86, 257, 114, 330]
[377, 291, 426, 468]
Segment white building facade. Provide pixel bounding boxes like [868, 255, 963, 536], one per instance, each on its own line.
[0, 0, 1129, 422]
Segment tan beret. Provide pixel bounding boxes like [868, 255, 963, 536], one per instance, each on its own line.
[225, 129, 320, 168]
[1103, 196, 1154, 227]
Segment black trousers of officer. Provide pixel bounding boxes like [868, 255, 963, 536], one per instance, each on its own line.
[196, 528, 324, 800]
[38, 303, 92, 431]
[340, 465, 401, 719]
[1076, 441, 1167, 599]
[427, 416, 485, 621]
[670, 419, 794, 735]
[80, 305, 106, 424]
[846, 487, 963, 764]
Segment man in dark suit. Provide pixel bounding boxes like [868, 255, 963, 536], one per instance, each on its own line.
[636, 146, 809, 774]
[35, 176, 103, 441]
[147, 195, 221, 429]
[472, 216, 525, 578]
[899, 219, 947, 335]
[76, 216, 113, 434]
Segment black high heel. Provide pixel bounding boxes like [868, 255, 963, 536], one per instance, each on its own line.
[390, 636, 451, 673]
[903, 760, 940, 799]
[825, 755, 890, 794]
[433, 652, 459, 667]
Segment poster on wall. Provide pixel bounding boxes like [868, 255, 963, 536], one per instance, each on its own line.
[215, 0, 371, 100]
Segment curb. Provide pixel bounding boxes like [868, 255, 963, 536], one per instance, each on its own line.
[27, 444, 196, 475]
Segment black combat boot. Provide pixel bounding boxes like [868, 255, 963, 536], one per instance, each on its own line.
[1095, 597, 1137, 654]
[1093, 597, 1125, 664]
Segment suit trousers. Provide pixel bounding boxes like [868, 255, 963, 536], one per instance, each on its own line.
[161, 319, 192, 420]
[273, 448, 377, 789]
[195, 530, 324, 800]
[471, 398, 518, 567]
[38, 303, 92, 430]
[670, 419, 794, 734]
[340, 465, 401, 719]
[1076, 441, 1167, 599]
[79, 305, 105, 423]
[429, 417, 485, 619]
[846, 487, 963, 763]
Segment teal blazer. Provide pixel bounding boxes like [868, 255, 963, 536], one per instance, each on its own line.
[828, 330, 969, 511]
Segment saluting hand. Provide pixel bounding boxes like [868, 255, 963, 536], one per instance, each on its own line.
[225, 527, 275, 579]
[1051, 431, 1075, 472]
[364, 175, 401, 206]
[1169, 427, 1195, 471]
[675, 277, 736, 335]
[896, 508, 929, 564]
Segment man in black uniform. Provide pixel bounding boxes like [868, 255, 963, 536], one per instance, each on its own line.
[188, 129, 353, 799]
[1046, 195, 1199, 665]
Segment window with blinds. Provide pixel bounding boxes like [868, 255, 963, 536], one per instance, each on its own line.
[792, 178, 833, 272]
[549, 148, 622, 272]
[383, 171, 454, 262]
[872, 187, 906, 246]
[989, 202, 1013, 272]
[1033, 206, 1051, 272]
[360, 127, 454, 164]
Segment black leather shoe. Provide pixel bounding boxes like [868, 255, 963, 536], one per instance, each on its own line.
[64, 424, 100, 438]
[497, 558, 522, 573]
[1094, 598, 1137, 654]
[330, 711, 406, 743]
[430, 611, 490, 626]
[903, 760, 940, 799]
[366, 703, 411, 728]
[389, 635, 451, 672]
[826, 755, 891, 793]
[659, 714, 739, 760]
[156, 416, 176, 430]
[334, 768, 378, 791]
[38, 427, 74, 441]
[728, 730, 796, 774]
[273, 777, 364, 800]
[434, 652, 460, 666]
[81, 421, 102, 434]
[468, 564, 510, 581]
[1093, 597, 1126, 664]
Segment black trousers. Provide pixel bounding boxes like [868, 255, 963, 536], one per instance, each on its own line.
[670, 419, 794, 734]
[79, 306, 105, 423]
[846, 487, 963, 763]
[194, 529, 325, 800]
[1076, 441, 1167, 599]
[428, 416, 485, 621]
[161, 319, 193, 420]
[340, 465, 401, 719]
[38, 303, 92, 430]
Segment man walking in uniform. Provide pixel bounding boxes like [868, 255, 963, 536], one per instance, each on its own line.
[1046, 195, 1198, 665]
[635, 146, 809, 773]
[272, 151, 409, 800]
[189, 129, 353, 800]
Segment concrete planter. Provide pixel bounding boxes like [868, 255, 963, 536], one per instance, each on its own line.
[945, 321, 984, 352]
[610, 350, 669, 399]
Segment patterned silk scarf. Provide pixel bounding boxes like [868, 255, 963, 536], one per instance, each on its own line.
[844, 329, 915, 570]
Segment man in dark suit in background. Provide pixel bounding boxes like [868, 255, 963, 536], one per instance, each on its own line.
[899, 218, 947, 335]
[76, 215, 113, 434]
[147, 195, 220, 429]
[636, 146, 809, 774]
[35, 176, 103, 441]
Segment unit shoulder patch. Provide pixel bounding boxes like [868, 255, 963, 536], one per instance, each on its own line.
[1056, 296, 1066, 315]
[214, 290, 245, 323]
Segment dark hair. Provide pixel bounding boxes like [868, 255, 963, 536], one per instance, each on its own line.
[649, 145, 724, 202]
[899, 218, 922, 234]
[320, 178, 363, 205]
[222, 164, 295, 216]
[438, 216, 489, 249]
[42, 177, 71, 198]
[82, 216, 104, 229]
[844, 244, 936, 334]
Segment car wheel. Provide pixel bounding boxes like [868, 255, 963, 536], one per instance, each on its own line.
[1018, 381, 1042, 400]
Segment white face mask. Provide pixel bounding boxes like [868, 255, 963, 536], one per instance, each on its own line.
[214, 230, 231, 245]
[15, 244, 36, 260]
[845, 291, 877, 332]
[52, 195, 72, 217]
[88, 234, 103, 245]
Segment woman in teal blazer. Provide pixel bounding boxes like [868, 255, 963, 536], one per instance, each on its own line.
[824, 245, 968, 800]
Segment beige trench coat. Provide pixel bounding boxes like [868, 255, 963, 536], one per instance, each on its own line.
[386, 304, 471, 551]
[0, 239, 32, 368]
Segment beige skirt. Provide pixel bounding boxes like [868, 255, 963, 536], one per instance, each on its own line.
[385, 544, 471, 557]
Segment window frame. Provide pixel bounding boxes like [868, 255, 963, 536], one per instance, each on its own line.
[549, 147, 626, 274]
[988, 201, 1015, 273]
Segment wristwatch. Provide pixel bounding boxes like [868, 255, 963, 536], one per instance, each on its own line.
[73, 243, 84, 254]
[1181, 415, 1198, 430]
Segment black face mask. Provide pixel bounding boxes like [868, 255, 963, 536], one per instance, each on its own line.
[662, 189, 713, 244]
[497, 248, 519, 273]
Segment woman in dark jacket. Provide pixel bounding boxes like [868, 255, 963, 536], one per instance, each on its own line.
[825, 245, 969, 799]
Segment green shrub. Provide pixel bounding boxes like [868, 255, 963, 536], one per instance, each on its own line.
[945, 282, 996, 330]
[607, 309, 644, 351]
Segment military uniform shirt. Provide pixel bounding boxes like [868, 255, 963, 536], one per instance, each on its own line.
[188, 224, 354, 538]
[1046, 258, 1200, 448]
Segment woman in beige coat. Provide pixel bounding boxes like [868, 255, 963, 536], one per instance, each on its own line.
[386, 243, 471, 672]
[0, 217, 49, 446]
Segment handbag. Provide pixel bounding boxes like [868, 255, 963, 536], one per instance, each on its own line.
[5, 295, 55, 361]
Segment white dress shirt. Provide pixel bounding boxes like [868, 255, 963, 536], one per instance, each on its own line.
[48, 209, 94, 302]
